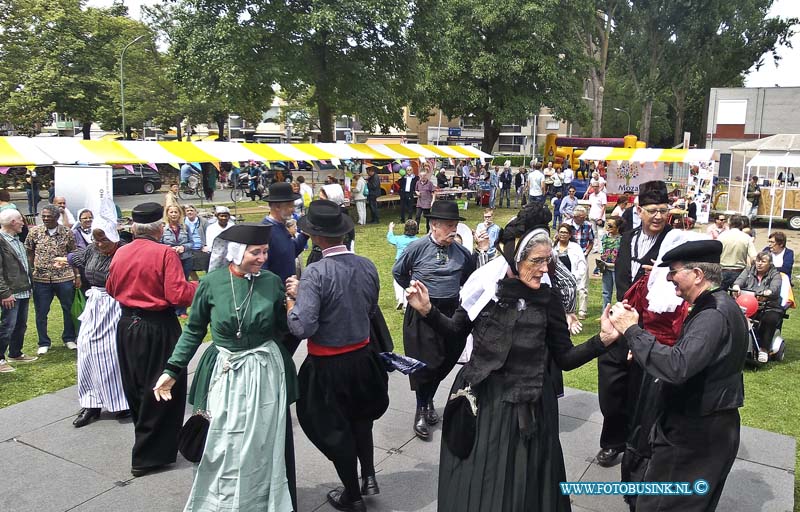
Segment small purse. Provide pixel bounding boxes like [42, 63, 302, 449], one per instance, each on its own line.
[178, 410, 210, 463]
[442, 385, 478, 459]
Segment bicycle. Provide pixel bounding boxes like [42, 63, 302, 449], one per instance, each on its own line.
[178, 170, 204, 203]
[230, 172, 251, 202]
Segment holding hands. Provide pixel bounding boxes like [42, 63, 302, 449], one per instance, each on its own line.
[598, 301, 640, 346]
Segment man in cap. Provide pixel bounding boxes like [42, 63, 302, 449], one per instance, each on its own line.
[595, 180, 672, 467]
[204, 205, 233, 250]
[393, 200, 476, 440]
[605, 240, 746, 511]
[286, 199, 389, 512]
[261, 182, 309, 283]
[106, 202, 198, 477]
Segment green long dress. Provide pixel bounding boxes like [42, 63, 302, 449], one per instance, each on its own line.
[165, 267, 298, 512]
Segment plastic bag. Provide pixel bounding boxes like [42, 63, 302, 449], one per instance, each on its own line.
[71, 288, 86, 333]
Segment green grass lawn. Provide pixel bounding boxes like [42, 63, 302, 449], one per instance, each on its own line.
[4, 201, 800, 509]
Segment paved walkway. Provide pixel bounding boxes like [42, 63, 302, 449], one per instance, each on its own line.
[1, 344, 795, 512]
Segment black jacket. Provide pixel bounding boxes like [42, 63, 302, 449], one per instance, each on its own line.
[0, 235, 32, 300]
[615, 226, 671, 301]
[626, 288, 747, 416]
[397, 175, 418, 198]
[367, 173, 382, 196]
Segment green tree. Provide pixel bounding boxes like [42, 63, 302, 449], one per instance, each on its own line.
[663, 0, 796, 145]
[413, 0, 591, 154]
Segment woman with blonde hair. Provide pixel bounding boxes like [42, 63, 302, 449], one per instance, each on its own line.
[161, 205, 192, 317]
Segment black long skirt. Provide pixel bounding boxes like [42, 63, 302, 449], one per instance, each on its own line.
[116, 307, 188, 470]
[438, 369, 572, 512]
[296, 346, 389, 461]
[403, 296, 464, 390]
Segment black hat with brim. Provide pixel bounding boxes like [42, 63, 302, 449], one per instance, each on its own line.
[658, 240, 723, 267]
[267, 182, 302, 203]
[217, 223, 272, 245]
[298, 199, 354, 237]
[638, 180, 669, 206]
[424, 200, 466, 221]
[131, 202, 163, 224]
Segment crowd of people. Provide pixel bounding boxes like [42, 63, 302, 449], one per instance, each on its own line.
[0, 161, 794, 512]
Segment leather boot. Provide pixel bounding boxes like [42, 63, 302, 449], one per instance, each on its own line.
[425, 400, 439, 426]
[414, 406, 430, 440]
[327, 487, 366, 512]
[73, 407, 101, 428]
[361, 475, 380, 496]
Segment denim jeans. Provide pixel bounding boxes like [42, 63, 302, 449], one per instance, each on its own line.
[0, 297, 29, 359]
[33, 281, 76, 347]
[498, 188, 511, 208]
[489, 187, 497, 209]
[26, 189, 40, 215]
[602, 269, 615, 310]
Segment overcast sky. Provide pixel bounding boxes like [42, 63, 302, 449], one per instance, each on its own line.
[90, 0, 800, 88]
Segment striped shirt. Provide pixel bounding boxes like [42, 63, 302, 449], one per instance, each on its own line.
[1, 231, 31, 299]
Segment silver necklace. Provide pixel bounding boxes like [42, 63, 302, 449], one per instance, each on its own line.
[229, 270, 255, 339]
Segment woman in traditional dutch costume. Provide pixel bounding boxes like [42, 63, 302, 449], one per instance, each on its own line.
[153, 223, 299, 511]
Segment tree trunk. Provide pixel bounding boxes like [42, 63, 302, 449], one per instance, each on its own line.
[672, 89, 687, 146]
[125, 125, 133, 140]
[176, 123, 183, 142]
[317, 101, 334, 142]
[81, 122, 91, 140]
[640, 99, 653, 143]
[591, 74, 605, 137]
[217, 118, 226, 141]
[480, 111, 500, 154]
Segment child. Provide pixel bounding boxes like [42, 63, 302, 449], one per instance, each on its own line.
[387, 220, 420, 310]
[599, 216, 623, 309]
[551, 191, 563, 228]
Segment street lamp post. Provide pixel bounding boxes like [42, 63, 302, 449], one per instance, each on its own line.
[613, 107, 631, 136]
[120, 35, 146, 140]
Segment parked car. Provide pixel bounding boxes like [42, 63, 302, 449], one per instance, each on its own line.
[112, 165, 162, 195]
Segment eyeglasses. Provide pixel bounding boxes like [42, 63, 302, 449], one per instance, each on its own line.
[641, 207, 669, 216]
[716, 218, 726, 222]
[667, 267, 695, 279]
[524, 254, 554, 267]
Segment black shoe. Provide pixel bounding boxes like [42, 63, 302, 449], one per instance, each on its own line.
[425, 401, 439, 426]
[73, 408, 101, 428]
[130, 464, 166, 478]
[361, 475, 380, 496]
[115, 410, 131, 419]
[414, 406, 430, 440]
[326, 487, 366, 512]
[595, 448, 621, 467]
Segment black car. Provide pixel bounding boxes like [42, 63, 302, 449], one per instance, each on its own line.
[112, 165, 162, 195]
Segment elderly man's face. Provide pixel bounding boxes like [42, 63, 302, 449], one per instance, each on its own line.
[638, 203, 669, 235]
[4, 213, 24, 235]
[430, 219, 458, 246]
[573, 211, 587, 224]
[54, 197, 66, 210]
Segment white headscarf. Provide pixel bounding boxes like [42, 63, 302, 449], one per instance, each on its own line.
[90, 217, 120, 243]
[208, 239, 247, 273]
[321, 183, 345, 206]
[460, 228, 552, 321]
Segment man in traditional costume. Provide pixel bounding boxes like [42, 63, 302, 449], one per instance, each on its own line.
[286, 200, 389, 512]
[106, 202, 197, 477]
[607, 240, 746, 511]
[595, 181, 673, 468]
[392, 200, 476, 440]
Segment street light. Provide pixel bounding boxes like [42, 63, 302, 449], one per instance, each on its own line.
[613, 107, 631, 135]
[120, 34, 146, 140]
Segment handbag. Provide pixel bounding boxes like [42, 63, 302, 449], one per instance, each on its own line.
[70, 288, 86, 333]
[192, 250, 211, 272]
[178, 410, 210, 463]
[442, 385, 478, 459]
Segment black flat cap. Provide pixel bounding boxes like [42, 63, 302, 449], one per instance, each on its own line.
[217, 223, 272, 245]
[658, 240, 723, 267]
[131, 202, 163, 224]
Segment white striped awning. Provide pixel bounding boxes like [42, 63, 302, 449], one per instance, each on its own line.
[578, 146, 714, 163]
